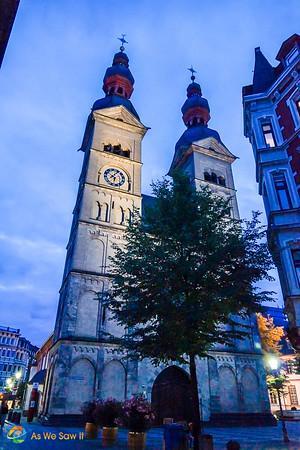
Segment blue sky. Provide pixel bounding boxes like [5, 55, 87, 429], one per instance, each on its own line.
[0, 0, 299, 346]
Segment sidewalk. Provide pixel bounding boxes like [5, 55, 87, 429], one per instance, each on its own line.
[0, 419, 299, 449]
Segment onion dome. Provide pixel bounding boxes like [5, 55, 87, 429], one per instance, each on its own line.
[92, 36, 140, 120]
[102, 36, 134, 99]
[169, 68, 223, 173]
[181, 70, 210, 127]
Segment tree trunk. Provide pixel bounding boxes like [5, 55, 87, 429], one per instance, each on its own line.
[277, 388, 289, 443]
[189, 353, 202, 450]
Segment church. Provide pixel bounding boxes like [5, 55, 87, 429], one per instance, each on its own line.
[41, 40, 274, 426]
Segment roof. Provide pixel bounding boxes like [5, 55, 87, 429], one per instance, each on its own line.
[276, 33, 300, 61]
[103, 64, 135, 85]
[169, 125, 223, 173]
[29, 369, 47, 385]
[175, 125, 222, 150]
[252, 47, 275, 94]
[92, 95, 139, 120]
[181, 95, 210, 115]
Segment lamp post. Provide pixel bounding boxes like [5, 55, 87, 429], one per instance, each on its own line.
[266, 355, 289, 443]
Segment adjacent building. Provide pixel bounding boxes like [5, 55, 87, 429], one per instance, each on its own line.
[0, 325, 38, 392]
[263, 306, 300, 412]
[243, 34, 300, 351]
[41, 42, 274, 426]
[0, 0, 20, 68]
[24, 334, 53, 416]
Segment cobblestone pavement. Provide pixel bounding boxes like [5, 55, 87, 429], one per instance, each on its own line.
[0, 420, 299, 449]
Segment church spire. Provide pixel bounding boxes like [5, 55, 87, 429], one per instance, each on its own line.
[181, 68, 210, 128]
[102, 35, 135, 99]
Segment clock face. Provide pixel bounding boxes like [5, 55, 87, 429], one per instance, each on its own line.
[103, 168, 126, 187]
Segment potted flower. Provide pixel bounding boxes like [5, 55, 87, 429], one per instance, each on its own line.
[82, 400, 98, 439]
[93, 398, 122, 442]
[118, 395, 155, 449]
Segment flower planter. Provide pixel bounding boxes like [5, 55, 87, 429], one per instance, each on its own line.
[102, 426, 118, 442]
[128, 431, 146, 449]
[85, 422, 98, 439]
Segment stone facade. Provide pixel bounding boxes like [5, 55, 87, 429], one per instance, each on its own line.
[42, 47, 273, 425]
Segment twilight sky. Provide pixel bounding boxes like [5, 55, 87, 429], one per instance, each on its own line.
[0, 0, 299, 346]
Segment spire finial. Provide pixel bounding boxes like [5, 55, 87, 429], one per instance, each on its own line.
[188, 66, 197, 81]
[118, 34, 128, 52]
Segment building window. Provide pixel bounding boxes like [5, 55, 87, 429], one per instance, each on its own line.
[262, 122, 276, 148]
[270, 391, 278, 404]
[296, 99, 300, 116]
[272, 171, 292, 210]
[286, 360, 295, 374]
[204, 172, 211, 182]
[288, 385, 299, 405]
[103, 143, 130, 158]
[292, 249, 300, 285]
[218, 176, 226, 187]
[286, 47, 299, 66]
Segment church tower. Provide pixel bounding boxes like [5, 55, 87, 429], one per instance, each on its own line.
[169, 70, 239, 217]
[42, 39, 148, 420]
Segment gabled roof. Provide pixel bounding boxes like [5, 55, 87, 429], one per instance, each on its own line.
[276, 33, 300, 61]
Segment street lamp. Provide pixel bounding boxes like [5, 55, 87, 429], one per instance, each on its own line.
[15, 371, 22, 381]
[266, 354, 279, 371]
[266, 354, 289, 443]
[6, 377, 13, 388]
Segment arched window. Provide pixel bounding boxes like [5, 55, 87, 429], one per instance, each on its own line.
[204, 172, 211, 181]
[109, 87, 114, 95]
[117, 87, 123, 95]
[100, 203, 109, 222]
[95, 202, 101, 220]
[120, 207, 125, 225]
[218, 176, 226, 187]
[211, 172, 217, 184]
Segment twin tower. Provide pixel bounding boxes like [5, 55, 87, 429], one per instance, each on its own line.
[41, 43, 273, 426]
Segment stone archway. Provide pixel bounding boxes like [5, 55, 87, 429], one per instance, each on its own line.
[219, 366, 239, 412]
[242, 367, 260, 412]
[65, 358, 95, 414]
[151, 366, 193, 424]
[101, 360, 126, 401]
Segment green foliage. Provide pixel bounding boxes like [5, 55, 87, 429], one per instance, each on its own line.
[108, 172, 274, 364]
[267, 374, 289, 395]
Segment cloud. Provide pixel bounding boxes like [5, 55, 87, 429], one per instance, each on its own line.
[0, 233, 64, 256]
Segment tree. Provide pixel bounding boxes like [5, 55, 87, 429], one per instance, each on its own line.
[257, 313, 284, 354]
[267, 374, 290, 443]
[108, 173, 274, 450]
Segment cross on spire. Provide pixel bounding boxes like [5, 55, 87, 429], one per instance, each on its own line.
[118, 34, 128, 52]
[188, 66, 197, 81]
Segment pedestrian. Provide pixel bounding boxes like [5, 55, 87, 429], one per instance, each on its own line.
[0, 400, 9, 431]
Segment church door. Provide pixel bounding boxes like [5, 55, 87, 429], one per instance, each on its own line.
[151, 366, 193, 424]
